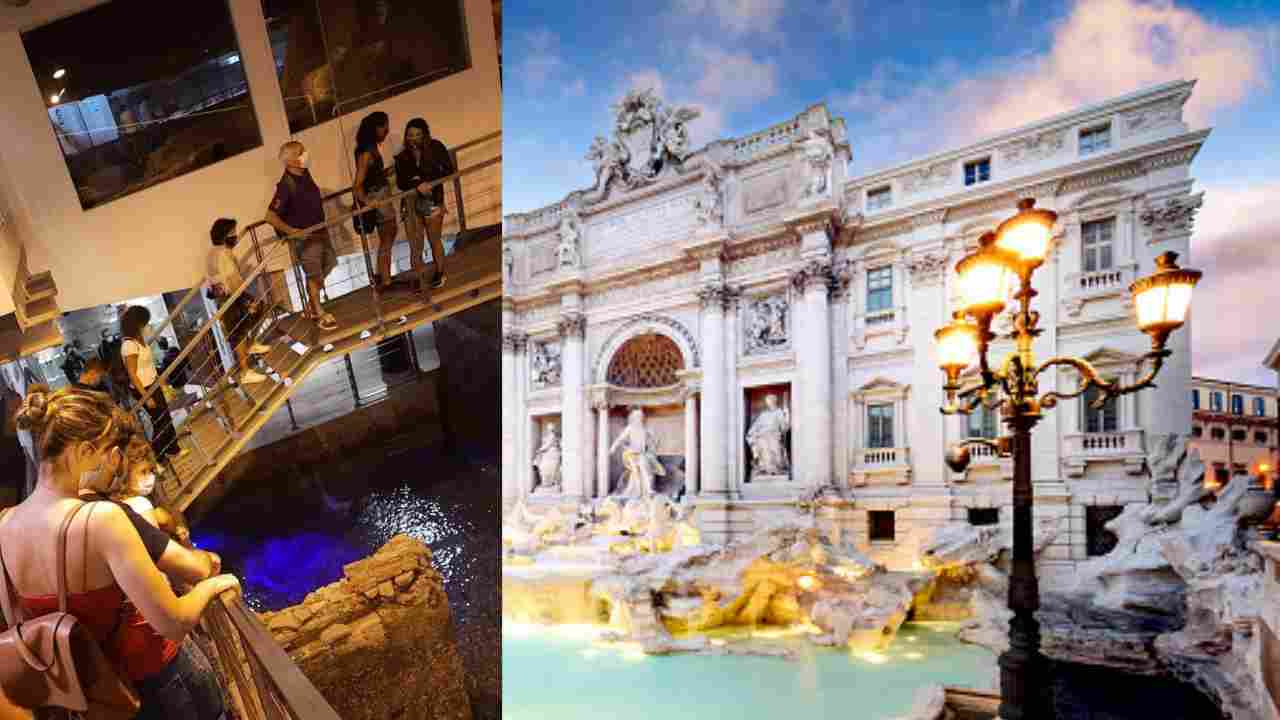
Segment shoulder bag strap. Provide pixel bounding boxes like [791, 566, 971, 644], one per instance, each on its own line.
[56, 502, 91, 614]
[0, 507, 23, 627]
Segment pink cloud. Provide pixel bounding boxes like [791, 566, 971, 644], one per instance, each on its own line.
[1189, 182, 1280, 386]
[836, 0, 1271, 159]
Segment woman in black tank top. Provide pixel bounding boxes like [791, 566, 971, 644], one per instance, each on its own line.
[353, 112, 398, 290]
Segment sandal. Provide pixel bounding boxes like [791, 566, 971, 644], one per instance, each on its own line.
[318, 313, 339, 331]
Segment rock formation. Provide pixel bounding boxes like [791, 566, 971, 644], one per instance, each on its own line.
[260, 535, 470, 720]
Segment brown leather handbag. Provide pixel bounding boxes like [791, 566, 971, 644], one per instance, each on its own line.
[0, 504, 141, 719]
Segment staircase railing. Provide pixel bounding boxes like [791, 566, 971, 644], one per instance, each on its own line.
[198, 591, 342, 720]
[129, 132, 499, 501]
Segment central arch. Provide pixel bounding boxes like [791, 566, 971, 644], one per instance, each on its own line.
[593, 314, 700, 385]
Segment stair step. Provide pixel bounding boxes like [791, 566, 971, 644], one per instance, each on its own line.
[24, 272, 57, 302]
[22, 295, 59, 326]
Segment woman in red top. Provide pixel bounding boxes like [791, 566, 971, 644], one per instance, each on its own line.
[0, 385, 239, 719]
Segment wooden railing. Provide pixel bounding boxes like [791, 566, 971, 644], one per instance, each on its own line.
[197, 592, 342, 720]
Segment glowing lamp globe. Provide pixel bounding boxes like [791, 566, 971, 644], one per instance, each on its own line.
[994, 198, 1057, 266]
[1129, 252, 1201, 344]
[934, 318, 979, 379]
[955, 234, 1014, 319]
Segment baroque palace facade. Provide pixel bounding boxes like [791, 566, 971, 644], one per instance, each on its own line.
[501, 80, 1205, 585]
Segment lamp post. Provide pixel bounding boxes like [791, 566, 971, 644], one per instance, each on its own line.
[934, 198, 1201, 720]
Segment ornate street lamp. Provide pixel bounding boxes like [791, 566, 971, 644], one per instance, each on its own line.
[934, 198, 1201, 720]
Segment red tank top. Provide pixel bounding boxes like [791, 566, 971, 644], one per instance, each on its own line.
[18, 585, 179, 682]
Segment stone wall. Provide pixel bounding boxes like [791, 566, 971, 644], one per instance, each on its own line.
[260, 535, 471, 720]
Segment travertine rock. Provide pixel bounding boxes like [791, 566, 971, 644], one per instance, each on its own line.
[259, 535, 470, 720]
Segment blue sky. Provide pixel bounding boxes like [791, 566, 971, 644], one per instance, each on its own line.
[504, 0, 1280, 386]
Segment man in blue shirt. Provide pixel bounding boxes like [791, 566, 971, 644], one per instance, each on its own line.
[265, 141, 339, 331]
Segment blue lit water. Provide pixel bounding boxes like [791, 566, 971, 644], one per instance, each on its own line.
[502, 622, 996, 720]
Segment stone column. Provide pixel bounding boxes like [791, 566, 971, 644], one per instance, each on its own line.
[906, 249, 949, 486]
[831, 265, 852, 485]
[558, 313, 587, 501]
[789, 260, 835, 489]
[684, 390, 700, 496]
[595, 394, 610, 498]
[501, 326, 523, 504]
[516, 337, 531, 496]
[698, 284, 731, 498]
[725, 287, 742, 491]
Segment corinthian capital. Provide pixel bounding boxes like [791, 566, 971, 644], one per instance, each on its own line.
[501, 332, 528, 353]
[557, 314, 587, 339]
[789, 258, 835, 295]
[697, 283, 731, 312]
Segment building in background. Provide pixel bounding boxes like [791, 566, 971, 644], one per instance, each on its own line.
[1189, 376, 1279, 489]
[502, 80, 1206, 585]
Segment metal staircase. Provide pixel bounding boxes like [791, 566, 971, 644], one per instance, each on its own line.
[136, 132, 501, 511]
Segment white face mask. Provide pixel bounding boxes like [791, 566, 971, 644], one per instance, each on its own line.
[135, 473, 156, 497]
[297, 151, 310, 168]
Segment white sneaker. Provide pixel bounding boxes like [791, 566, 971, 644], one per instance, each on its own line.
[239, 369, 268, 384]
[248, 342, 272, 355]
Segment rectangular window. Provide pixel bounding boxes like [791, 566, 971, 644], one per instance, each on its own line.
[1079, 124, 1111, 156]
[1232, 429, 1247, 442]
[869, 510, 896, 542]
[1232, 394, 1244, 415]
[1081, 218, 1115, 272]
[1255, 431, 1269, 445]
[1192, 389, 1200, 410]
[1211, 392, 1224, 412]
[866, 185, 892, 212]
[1083, 385, 1118, 433]
[964, 158, 991, 186]
[1211, 427, 1225, 440]
[1254, 397, 1266, 416]
[1214, 465, 1230, 485]
[22, 0, 262, 210]
[867, 403, 894, 449]
[968, 508, 999, 526]
[966, 406, 998, 439]
[264, 0, 472, 135]
[1086, 505, 1124, 557]
[1191, 425, 1203, 438]
[866, 266, 894, 314]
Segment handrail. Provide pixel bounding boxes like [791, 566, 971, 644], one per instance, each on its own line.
[135, 139, 500, 411]
[143, 130, 500, 352]
[202, 591, 343, 720]
[240, 129, 501, 243]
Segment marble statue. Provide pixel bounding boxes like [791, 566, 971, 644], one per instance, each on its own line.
[557, 209, 582, 269]
[530, 342, 561, 388]
[502, 241, 514, 286]
[532, 421, 562, 494]
[797, 128, 834, 201]
[582, 88, 701, 201]
[693, 161, 724, 227]
[746, 394, 791, 480]
[610, 407, 666, 498]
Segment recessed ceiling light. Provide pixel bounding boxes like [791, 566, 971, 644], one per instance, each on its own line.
[52, 68, 66, 80]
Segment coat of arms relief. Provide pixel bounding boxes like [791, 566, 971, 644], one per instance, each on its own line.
[584, 88, 701, 203]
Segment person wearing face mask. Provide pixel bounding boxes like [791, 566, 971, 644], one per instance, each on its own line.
[395, 117, 453, 292]
[2, 385, 237, 719]
[352, 111, 399, 291]
[266, 141, 339, 332]
[208, 218, 273, 386]
[78, 411, 220, 584]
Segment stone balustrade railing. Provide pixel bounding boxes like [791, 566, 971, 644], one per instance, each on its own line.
[1062, 429, 1146, 477]
[730, 119, 803, 162]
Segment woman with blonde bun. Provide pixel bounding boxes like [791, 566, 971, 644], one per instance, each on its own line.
[1, 385, 235, 719]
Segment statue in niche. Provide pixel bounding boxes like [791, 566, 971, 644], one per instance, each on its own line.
[747, 394, 791, 480]
[745, 295, 788, 354]
[532, 421, 562, 494]
[610, 407, 666, 498]
[531, 342, 561, 388]
[797, 128, 834, 201]
[557, 209, 582, 269]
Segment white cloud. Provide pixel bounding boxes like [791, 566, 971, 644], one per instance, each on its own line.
[674, 0, 787, 35]
[690, 42, 778, 104]
[834, 0, 1271, 171]
[1189, 182, 1280, 386]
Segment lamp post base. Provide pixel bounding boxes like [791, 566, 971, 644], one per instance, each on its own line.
[997, 612, 1050, 720]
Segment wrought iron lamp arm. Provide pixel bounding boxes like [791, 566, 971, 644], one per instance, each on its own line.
[1035, 349, 1170, 409]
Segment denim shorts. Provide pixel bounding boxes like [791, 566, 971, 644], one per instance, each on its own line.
[134, 639, 226, 720]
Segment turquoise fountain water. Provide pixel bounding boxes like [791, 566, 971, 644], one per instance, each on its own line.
[502, 621, 995, 719]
